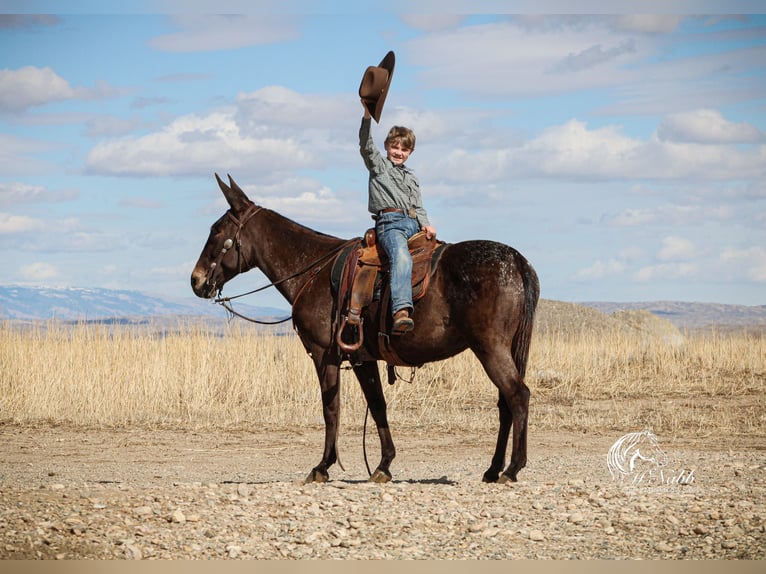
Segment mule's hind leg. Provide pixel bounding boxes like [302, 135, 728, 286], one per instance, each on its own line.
[353, 361, 396, 482]
[482, 390, 512, 483]
[475, 347, 530, 483]
[501, 381, 529, 482]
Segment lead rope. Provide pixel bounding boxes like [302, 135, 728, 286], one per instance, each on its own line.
[215, 238, 359, 325]
[363, 407, 372, 477]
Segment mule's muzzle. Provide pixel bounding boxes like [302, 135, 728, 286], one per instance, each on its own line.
[191, 267, 216, 299]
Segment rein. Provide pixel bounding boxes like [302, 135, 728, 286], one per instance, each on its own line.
[208, 205, 263, 280]
[214, 235, 359, 325]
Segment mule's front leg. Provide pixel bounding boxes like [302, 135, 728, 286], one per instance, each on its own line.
[353, 361, 396, 483]
[305, 351, 342, 484]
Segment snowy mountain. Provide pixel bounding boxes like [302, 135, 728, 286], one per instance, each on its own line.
[0, 285, 288, 322]
[1, 285, 763, 334]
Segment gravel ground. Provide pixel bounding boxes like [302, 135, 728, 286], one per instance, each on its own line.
[0, 425, 763, 559]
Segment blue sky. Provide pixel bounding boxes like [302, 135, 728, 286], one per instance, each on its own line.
[1, 2, 765, 309]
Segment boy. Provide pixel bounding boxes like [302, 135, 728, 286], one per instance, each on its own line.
[359, 104, 437, 334]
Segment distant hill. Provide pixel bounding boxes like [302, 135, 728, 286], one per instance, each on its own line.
[535, 299, 685, 344]
[0, 285, 288, 323]
[1, 285, 763, 336]
[579, 300, 766, 333]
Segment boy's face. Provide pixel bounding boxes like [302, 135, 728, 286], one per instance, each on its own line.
[385, 141, 412, 166]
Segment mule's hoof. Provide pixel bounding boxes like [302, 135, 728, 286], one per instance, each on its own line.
[498, 472, 517, 484]
[304, 468, 329, 484]
[482, 470, 499, 483]
[369, 468, 392, 483]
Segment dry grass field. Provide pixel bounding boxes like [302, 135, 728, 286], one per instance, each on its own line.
[1, 300, 763, 438]
[2, 301, 765, 559]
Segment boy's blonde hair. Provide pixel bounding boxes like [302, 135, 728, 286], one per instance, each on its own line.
[385, 126, 416, 152]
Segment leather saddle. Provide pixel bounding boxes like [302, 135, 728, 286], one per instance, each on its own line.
[333, 228, 445, 355]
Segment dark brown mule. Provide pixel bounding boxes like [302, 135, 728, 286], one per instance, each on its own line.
[191, 174, 540, 484]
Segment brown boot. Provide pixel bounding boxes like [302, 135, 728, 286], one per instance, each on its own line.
[392, 308, 414, 335]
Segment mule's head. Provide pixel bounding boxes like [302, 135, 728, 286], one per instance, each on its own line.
[191, 173, 260, 299]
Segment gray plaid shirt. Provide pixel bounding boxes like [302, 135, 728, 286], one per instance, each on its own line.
[359, 117, 431, 228]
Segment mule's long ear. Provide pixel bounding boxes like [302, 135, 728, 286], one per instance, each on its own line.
[228, 175, 247, 196]
[215, 172, 229, 194]
[214, 172, 251, 212]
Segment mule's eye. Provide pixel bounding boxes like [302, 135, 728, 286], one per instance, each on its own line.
[223, 238, 234, 250]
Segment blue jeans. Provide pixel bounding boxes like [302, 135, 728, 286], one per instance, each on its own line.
[375, 212, 420, 316]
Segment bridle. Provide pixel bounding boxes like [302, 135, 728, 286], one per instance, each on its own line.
[205, 204, 263, 295]
[205, 203, 359, 325]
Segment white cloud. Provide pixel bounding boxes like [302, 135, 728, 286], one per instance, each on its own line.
[235, 86, 349, 131]
[86, 109, 322, 178]
[85, 86, 364, 179]
[0, 181, 78, 206]
[658, 109, 764, 144]
[84, 84, 368, 178]
[0, 66, 74, 112]
[1, 213, 121, 252]
[0, 212, 44, 234]
[634, 263, 697, 282]
[516, 119, 642, 179]
[119, 197, 164, 209]
[599, 44, 766, 115]
[20, 262, 60, 281]
[399, 14, 466, 32]
[514, 15, 682, 35]
[550, 39, 636, 73]
[572, 259, 625, 281]
[720, 247, 766, 283]
[84, 115, 144, 138]
[0, 182, 45, 206]
[611, 15, 683, 34]
[53, 231, 115, 252]
[658, 236, 695, 262]
[406, 19, 645, 98]
[605, 203, 733, 228]
[86, 99, 766, 186]
[150, 261, 194, 278]
[149, 14, 300, 53]
[383, 105, 501, 150]
[0, 66, 121, 113]
[404, 16, 762, 118]
[422, 116, 766, 185]
[607, 208, 657, 227]
[241, 178, 355, 225]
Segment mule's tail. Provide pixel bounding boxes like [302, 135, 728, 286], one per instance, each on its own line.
[512, 255, 540, 380]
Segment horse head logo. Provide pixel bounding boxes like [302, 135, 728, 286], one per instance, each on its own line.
[607, 429, 669, 484]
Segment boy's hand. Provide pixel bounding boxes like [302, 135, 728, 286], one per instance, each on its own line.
[422, 225, 437, 240]
[361, 98, 371, 119]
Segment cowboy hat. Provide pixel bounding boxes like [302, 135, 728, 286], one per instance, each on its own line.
[359, 50, 395, 123]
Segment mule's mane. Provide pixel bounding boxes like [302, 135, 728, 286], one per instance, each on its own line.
[257, 205, 348, 245]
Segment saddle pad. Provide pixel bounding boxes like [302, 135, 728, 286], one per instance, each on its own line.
[331, 242, 361, 295]
[330, 240, 448, 298]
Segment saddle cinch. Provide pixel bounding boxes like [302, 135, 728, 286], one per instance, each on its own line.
[334, 228, 446, 358]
